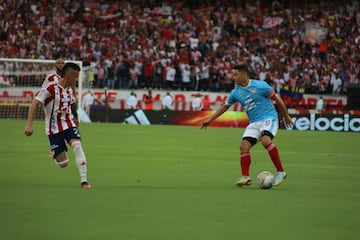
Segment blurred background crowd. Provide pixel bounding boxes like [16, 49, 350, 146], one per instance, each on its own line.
[0, 0, 359, 95]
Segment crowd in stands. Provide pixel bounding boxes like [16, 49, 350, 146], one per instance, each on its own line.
[0, 0, 359, 95]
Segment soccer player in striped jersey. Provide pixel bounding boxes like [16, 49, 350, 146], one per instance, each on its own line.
[201, 64, 294, 187]
[42, 57, 65, 87]
[42, 58, 79, 157]
[25, 62, 91, 189]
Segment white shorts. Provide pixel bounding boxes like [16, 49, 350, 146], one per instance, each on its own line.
[243, 119, 278, 141]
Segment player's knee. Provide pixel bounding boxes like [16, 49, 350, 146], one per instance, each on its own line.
[242, 137, 257, 146]
[260, 131, 274, 147]
[240, 144, 249, 153]
[240, 137, 256, 152]
[56, 159, 69, 168]
[261, 130, 274, 139]
[71, 140, 86, 160]
[71, 140, 82, 150]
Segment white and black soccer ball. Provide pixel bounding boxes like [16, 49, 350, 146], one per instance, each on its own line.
[256, 171, 275, 189]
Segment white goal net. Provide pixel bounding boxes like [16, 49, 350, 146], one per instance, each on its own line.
[0, 58, 91, 121]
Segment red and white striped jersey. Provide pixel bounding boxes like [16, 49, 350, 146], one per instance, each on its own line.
[42, 72, 61, 88]
[41, 72, 77, 96]
[36, 82, 77, 135]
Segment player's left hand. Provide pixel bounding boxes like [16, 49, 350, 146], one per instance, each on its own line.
[74, 118, 79, 127]
[283, 116, 294, 130]
[24, 126, 33, 136]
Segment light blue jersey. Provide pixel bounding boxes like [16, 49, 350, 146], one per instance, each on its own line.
[227, 80, 277, 123]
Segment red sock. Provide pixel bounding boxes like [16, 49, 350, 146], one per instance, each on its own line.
[240, 152, 251, 176]
[265, 143, 284, 172]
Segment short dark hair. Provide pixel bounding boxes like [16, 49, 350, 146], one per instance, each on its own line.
[60, 62, 80, 77]
[233, 64, 249, 74]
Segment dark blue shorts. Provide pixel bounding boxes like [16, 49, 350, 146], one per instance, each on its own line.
[48, 127, 81, 159]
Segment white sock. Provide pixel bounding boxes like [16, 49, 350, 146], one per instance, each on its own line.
[55, 159, 69, 168]
[71, 141, 88, 183]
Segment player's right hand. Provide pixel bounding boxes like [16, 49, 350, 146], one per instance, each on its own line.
[201, 121, 210, 129]
[24, 126, 33, 136]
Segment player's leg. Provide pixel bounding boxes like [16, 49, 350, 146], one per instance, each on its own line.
[70, 140, 91, 188]
[239, 139, 253, 176]
[48, 134, 69, 168]
[54, 152, 69, 168]
[236, 123, 259, 187]
[259, 119, 287, 186]
[65, 127, 91, 188]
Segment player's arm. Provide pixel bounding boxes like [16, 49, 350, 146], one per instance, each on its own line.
[24, 99, 42, 136]
[271, 92, 294, 128]
[71, 102, 79, 126]
[201, 103, 231, 129]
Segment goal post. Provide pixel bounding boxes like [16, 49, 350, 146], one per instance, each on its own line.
[0, 58, 88, 121]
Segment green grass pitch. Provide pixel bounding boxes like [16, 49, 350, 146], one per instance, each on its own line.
[1, 119, 359, 240]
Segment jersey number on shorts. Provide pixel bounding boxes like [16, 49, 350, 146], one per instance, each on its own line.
[73, 128, 80, 138]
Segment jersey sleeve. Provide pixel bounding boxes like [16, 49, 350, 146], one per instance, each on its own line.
[259, 81, 274, 97]
[35, 86, 52, 103]
[42, 73, 58, 88]
[226, 89, 236, 105]
[268, 90, 276, 98]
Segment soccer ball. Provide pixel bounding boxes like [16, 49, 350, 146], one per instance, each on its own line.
[256, 171, 275, 189]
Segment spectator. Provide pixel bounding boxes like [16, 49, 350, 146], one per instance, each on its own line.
[105, 59, 115, 89]
[330, 72, 342, 95]
[143, 88, 154, 110]
[164, 63, 176, 90]
[143, 58, 154, 89]
[128, 63, 140, 90]
[201, 94, 212, 111]
[161, 92, 173, 110]
[192, 63, 201, 91]
[192, 93, 202, 111]
[96, 61, 106, 88]
[0, 0, 359, 98]
[199, 60, 210, 91]
[315, 96, 326, 113]
[116, 60, 129, 90]
[82, 90, 94, 116]
[153, 61, 164, 90]
[126, 91, 138, 109]
[180, 62, 191, 91]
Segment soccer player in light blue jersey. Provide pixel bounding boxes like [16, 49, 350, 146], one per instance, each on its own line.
[201, 64, 294, 187]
